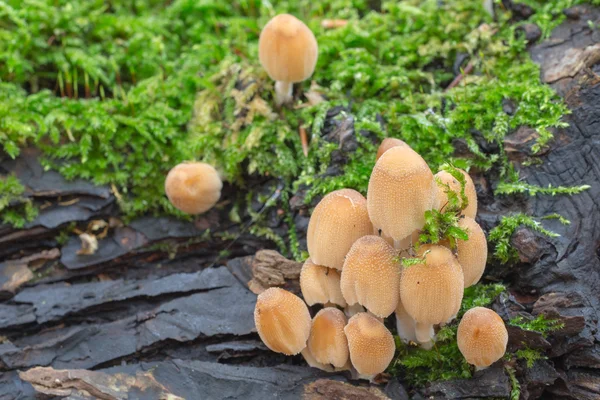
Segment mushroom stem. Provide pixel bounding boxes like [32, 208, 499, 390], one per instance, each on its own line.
[344, 303, 365, 318]
[475, 365, 489, 372]
[301, 348, 335, 372]
[349, 366, 376, 382]
[415, 321, 435, 350]
[395, 302, 417, 343]
[275, 81, 293, 105]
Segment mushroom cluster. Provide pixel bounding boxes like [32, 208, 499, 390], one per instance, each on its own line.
[254, 138, 508, 379]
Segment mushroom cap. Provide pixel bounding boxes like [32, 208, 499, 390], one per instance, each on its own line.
[308, 308, 349, 368]
[300, 259, 346, 307]
[399, 245, 464, 324]
[456, 217, 488, 287]
[457, 307, 508, 367]
[367, 146, 436, 241]
[307, 189, 373, 270]
[376, 138, 410, 161]
[254, 287, 311, 355]
[258, 14, 318, 83]
[165, 162, 222, 214]
[344, 313, 395, 375]
[434, 169, 477, 218]
[341, 235, 400, 318]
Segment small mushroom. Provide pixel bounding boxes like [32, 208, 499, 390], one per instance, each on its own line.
[367, 146, 436, 246]
[455, 217, 488, 287]
[457, 307, 508, 370]
[344, 313, 395, 379]
[340, 235, 400, 318]
[399, 245, 464, 349]
[375, 138, 409, 161]
[258, 14, 318, 106]
[165, 162, 222, 214]
[254, 287, 311, 355]
[307, 308, 350, 369]
[434, 169, 477, 218]
[300, 259, 346, 307]
[307, 189, 373, 271]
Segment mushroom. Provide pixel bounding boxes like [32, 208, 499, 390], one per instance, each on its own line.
[307, 189, 373, 270]
[376, 138, 410, 161]
[344, 313, 395, 379]
[258, 14, 318, 106]
[340, 235, 399, 318]
[300, 259, 346, 307]
[457, 307, 508, 370]
[455, 217, 488, 287]
[395, 301, 417, 343]
[434, 169, 477, 218]
[307, 308, 350, 370]
[254, 287, 311, 355]
[399, 245, 464, 349]
[367, 146, 436, 247]
[165, 162, 222, 214]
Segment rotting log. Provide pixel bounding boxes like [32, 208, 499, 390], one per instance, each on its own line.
[2, 6, 600, 400]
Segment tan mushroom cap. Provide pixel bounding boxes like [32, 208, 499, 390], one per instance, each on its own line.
[367, 146, 436, 242]
[400, 245, 464, 324]
[457, 307, 508, 368]
[456, 217, 488, 287]
[375, 138, 410, 161]
[307, 189, 373, 270]
[308, 308, 349, 368]
[254, 287, 311, 356]
[344, 313, 395, 376]
[300, 259, 346, 307]
[434, 169, 477, 218]
[258, 14, 318, 83]
[165, 162, 222, 215]
[341, 236, 400, 318]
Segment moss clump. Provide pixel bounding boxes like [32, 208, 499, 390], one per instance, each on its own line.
[515, 347, 546, 368]
[1, 0, 594, 232]
[0, 175, 37, 228]
[488, 213, 561, 263]
[388, 283, 505, 385]
[509, 314, 565, 337]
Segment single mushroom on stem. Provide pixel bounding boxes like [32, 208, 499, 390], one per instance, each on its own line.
[164, 162, 222, 214]
[457, 307, 508, 370]
[340, 235, 400, 319]
[367, 146, 436, 247]
[344, 313, 395, 381]
[434, 169, 477, 218]
[300, 259, 346, 307]
[455, 216, 488, 287]
[258, 14, 318, 106]
[307, 189, 373, 271]
[254, 287, 311, 356]
[399, 245, 464, 349]
[306, 308, 350, 371]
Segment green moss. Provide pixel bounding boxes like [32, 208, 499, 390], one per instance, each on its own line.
[488, 213, 561, 263]
[509, 314, 564, 337]
[495, 182, 591, 196]
[506, 365, 521, 400]
[515, 348, 546, 368]
[0, 174, 38, 228]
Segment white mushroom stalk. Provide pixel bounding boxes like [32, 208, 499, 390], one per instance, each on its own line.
[258, 14, 319, 106]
